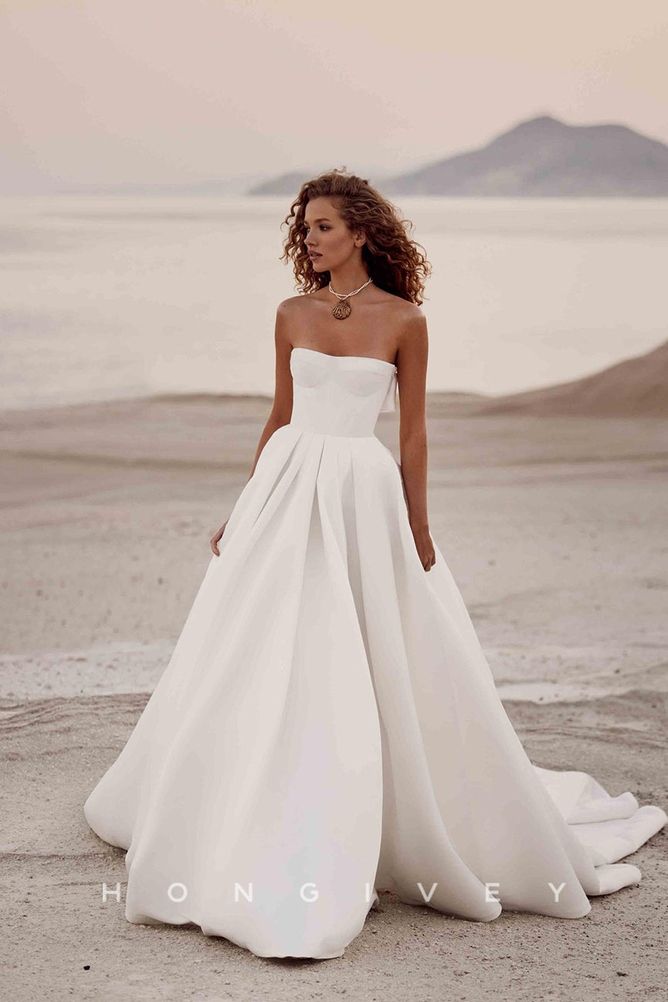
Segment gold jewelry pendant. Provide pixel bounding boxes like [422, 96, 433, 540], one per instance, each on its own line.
[332, 300, 351, 320]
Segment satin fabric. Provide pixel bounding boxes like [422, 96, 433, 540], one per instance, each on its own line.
[84, 346, 666, 959]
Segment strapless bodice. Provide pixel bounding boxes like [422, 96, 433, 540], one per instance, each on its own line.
[289, 347, 397, 438]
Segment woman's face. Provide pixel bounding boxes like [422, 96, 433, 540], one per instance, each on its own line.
[303, 196, 364, 273]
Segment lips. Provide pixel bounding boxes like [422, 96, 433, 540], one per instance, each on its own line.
[308, 251, 322, 259]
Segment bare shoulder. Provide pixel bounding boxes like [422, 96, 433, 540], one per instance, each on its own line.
[277, 294, 301, 318]
[277, 291, 322, 315]
[277, 293, 321, 332]
[376, 289, 424, 322]
[391, 299, 427, 345]
[275, 292, 320, 350]
[397, 300, 426, 325]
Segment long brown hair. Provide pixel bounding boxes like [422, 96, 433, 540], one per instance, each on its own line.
[280, 168, 431, 305]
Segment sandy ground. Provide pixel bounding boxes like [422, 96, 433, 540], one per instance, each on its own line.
[1, 394, 666, 1001]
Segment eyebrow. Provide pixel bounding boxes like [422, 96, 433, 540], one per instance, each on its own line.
[305, 217, 332, 223]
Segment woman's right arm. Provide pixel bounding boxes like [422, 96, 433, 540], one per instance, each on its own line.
[210, 304, 294, 555]
[246, 301, 294, 479]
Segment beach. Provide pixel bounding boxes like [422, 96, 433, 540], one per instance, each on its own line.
[1, 392, 666, 999]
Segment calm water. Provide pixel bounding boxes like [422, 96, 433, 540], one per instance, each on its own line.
[1, 195, 666, 410]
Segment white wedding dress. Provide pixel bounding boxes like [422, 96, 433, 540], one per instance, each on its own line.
[84, 346, 666, 959]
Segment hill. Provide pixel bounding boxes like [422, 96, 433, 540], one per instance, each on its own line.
[385, 115, 668, 196]
[247, 171, 318, 197]
[468, 339, 668, 417]
[248, 115, 668, 197]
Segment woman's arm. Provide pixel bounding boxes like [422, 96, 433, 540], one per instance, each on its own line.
[396, 311, 436, 571]
[210, 305, 294, 555]
[246, 302, 294, 481]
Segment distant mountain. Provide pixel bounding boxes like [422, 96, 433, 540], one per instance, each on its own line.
[468, 339, 668, 417]
[248, 116, 668, 197]
[386, 115, 668, 196]
[247, 171, 318, 196]
[55, 176, 267, 197]
[246, 165, 396, 196]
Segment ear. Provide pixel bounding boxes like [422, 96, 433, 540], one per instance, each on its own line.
[353, 229, 366, 248]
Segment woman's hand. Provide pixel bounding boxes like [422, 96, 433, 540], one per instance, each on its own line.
[411, 520, 436, 572]
[210, 520, 229, 556]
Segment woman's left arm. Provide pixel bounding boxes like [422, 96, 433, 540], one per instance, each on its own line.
[396, 311, 436, 571]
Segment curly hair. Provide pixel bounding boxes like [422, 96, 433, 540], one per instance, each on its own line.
[280, 168, 431, 305]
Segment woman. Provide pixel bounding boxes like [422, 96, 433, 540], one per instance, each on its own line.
[84, 169, 666, 961]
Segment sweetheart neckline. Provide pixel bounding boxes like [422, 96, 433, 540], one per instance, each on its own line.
[291, 346, 397, 372]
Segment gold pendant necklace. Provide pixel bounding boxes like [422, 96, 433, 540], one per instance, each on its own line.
[328, 277, 373, 320]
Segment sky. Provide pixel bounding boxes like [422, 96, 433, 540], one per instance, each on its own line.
[1, 0, 667, 192]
